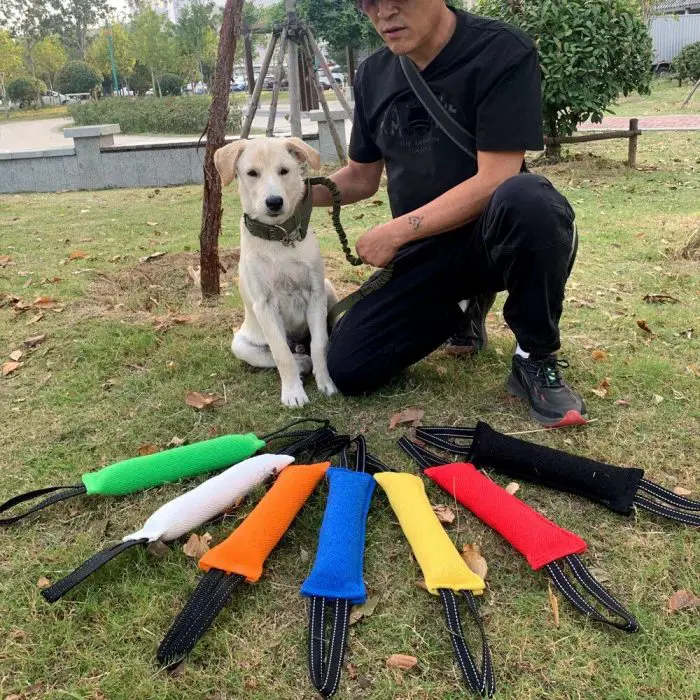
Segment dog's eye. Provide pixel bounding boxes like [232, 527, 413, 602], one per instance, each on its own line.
[279, 167, 289, 176]
[246, 169, 258, 178]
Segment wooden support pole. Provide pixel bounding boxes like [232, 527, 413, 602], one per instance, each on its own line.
[267, 28, 288, 137]
[346, 45, 356, 88]
[302, 35, 347, 163]
[286, 0, 302, 137]
[627, 118, 639, 169]
[306, 26, 353, 119]
[682, 77, 700, 108]
[241, 30, 278, 139]
[243, 17, 255, 96]
[544, 128, 642, 146]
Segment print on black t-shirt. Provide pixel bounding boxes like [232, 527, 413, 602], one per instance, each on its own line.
[349, 8, 545, 219]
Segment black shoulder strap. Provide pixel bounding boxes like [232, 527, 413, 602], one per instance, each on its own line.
[399, 55, 477, 161]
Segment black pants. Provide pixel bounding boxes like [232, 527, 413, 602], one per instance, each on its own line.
[327, 173, 578, 396]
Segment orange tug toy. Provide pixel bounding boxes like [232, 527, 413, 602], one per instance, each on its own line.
[156, 462, 330, 667]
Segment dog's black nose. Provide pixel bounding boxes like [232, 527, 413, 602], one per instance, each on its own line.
[265, 195, 284, 213]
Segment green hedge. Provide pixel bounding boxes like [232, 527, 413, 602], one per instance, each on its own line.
[68, 96, 242, 135]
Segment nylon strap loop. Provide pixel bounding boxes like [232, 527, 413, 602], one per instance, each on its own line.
[0, 485, 86, 527]
[42, 538, 149, 603]
[259, 418, 331, 442]
[157, 569, 245, 667]
[440, 589, 496, 697]
[308, 597, 352, 698]
[546, 555, 638, 632]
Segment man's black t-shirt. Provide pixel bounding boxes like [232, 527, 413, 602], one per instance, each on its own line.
[349, 8, 544, 218]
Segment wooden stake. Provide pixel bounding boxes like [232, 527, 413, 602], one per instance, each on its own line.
[627, 118, 638, 169]
[267, 28, 288, 137]
[682, 77, 700, 108]
[241, 30, 278, 139]
[306, 27, 353, 119]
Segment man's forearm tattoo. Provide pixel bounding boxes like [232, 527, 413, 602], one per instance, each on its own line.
[408, 215, 424, 231]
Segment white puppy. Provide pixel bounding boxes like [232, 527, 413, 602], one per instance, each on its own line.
[214, 137, 339, 408]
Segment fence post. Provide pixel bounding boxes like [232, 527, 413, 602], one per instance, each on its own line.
[627, 118, 639, 169]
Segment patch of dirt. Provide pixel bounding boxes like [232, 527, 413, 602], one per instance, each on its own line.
[82, 249, 242, 328]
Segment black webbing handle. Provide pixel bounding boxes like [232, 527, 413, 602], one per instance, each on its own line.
[545, 554, 638, 632]
[414, 426, 475, 458]
[157, 568, 245, 667]
[440, 589, 495, 697]
[42, 537, 149, 603]
[260, 418, 331, 443]
[0, 484, 87, 526]
[308, 596, 352, 698]
[633, 479, 700, 527]
[397, 436, 447, 471]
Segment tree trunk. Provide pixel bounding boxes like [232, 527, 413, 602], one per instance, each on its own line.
[199, 0, 244, 298]
[545, 140, 561, 161]
[150, 67, 157, 96]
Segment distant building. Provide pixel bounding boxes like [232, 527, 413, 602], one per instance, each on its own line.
[652, 0, 700, 14]
[650, 1, 700, 68]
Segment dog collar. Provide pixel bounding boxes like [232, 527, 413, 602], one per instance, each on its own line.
[243, 179, 314, 247]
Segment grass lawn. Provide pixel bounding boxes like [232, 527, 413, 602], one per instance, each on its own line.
[612, 76, 700, 116]
[1, 132, 698, 700]
[1, 105, 70, 122]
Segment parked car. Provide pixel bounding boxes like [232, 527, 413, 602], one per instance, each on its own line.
[41, 90, 74, 106]
[230, 79, 247, 92]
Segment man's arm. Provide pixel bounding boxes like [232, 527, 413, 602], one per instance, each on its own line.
[311, 158, 384, 207]
[355, 150, 524, 268]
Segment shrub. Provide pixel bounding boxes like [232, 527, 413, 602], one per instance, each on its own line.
[7, 77, 46, 108]
[68, 95, 242, 135]
[671, 41, 700, 85]
[476, 0, 653, 157]
[160, 73, 184, 96]
[129, 62, 152, 96]
[56, 60, 101, 94]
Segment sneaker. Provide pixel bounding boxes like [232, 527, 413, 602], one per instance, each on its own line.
[507, 354, 588, 428]
[444, 291, 497, 357]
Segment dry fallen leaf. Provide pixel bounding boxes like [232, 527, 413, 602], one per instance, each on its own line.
[182, 533, 212, 559]
[636, 319, 653, 334]
[171, 315, 192, 324]
[666, 589, 700, 613]
[415, 579, 429, 592]
[2, 361, 22, 377]
[36, 577, 51, 590]
[147, 541, 171, 558]
[653, 394, 664, 405]
[26, 312, 44, 325]
[168, 436, 185, 448]
[68, 250, 89, 261]
[146, 221, 159, 227]
[672, 486, 693, 497]
[137, 443, 160, 456]
[32, 296, 58, 308]
[643, 293, 680, 305]
[346, 663, 359, 680]
[349, 596, 380, 625]
[139, 251, 167, 263]
[461, 544, 488, 581]
[23, 334, 47, 347]
[615, 399, 631, 407]
[168, 660, 186, 678]
[389, 407, 424, 430]
[547, 582, 560, 627]
[505, 482, 521, 496]
[433, 504, 456, 525]
[386, 654, 418, 671]
[591, 377, 611, 399]
[9, 350, 23, 362]
[0, 255, 12, 266]
[185, 391, 222, 410]
[591, 350, 608, 361]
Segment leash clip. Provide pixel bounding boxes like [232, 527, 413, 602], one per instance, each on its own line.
[282, 227, 302, 247]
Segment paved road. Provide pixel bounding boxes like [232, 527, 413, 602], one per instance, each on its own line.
[0, 100, 353, 153]
[579, 114, 700, 131]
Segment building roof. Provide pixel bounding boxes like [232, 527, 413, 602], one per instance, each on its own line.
[653, 0, 700, 13]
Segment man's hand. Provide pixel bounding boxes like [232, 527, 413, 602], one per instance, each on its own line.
[356, 223, 401, 268]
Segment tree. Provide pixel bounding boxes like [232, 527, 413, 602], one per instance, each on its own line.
[476, 0, 653, 159]
[176, 1, 220, 90]
[128, 61, 151, 95]
[200, 0, 244, 297]
[159, 72, 183, 95]
[44, 0, 112, 58]
[7, 76, 45, 107]
[130, 8, 179, 96]
[55, 59, 100, 92]
[671, 41, 700, 86]
[299, 0, 379, 52]
[0, 31, 26, 95]
[86, 23, 135, 86]
[31, 34, 67, 89]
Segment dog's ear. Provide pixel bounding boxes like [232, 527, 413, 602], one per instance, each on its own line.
[285, 137, 321, 171]
[214, 140, 247, 186]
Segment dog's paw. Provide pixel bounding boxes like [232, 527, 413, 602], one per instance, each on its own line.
[281, 384, 310, 408]
[294, 354, 313, 377]
[316, 374, 338, 397]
